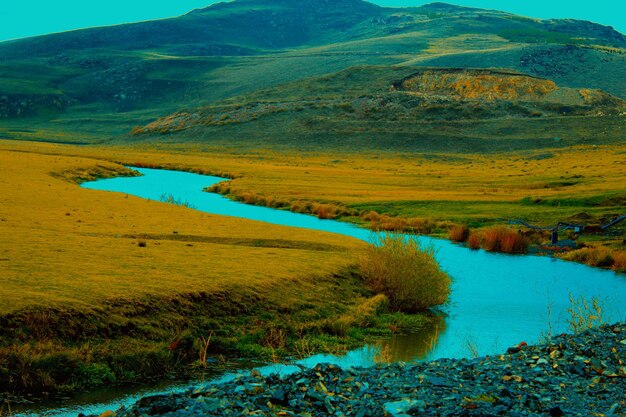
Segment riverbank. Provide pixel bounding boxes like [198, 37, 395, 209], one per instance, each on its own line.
[91, 323, 626, 417]
[1, 150, 395, 398]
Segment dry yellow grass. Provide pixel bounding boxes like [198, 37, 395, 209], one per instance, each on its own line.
[3, 140, 624, 209]
[0, 148, 363, 315]
[1, 139, 624, 266]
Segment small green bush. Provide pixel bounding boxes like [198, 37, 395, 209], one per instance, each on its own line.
[359, 233, 451, 312]
[74, 363, 116, 387]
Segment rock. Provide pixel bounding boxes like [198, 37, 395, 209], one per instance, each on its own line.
[549, 406, 564, 416]
[426, 376, 453, 387]
[271, 388, 288, 405]
[383, 398, 423, 416]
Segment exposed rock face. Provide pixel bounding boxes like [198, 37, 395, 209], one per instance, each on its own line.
[393, 68, 626, 109]
[395, 69, 558, 101]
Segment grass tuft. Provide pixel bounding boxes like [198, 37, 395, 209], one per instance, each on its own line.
[467, 233, 481, 250]
[449, 224, 470, 243]
[566, 293, 604, 334]
[560, 246, 617, 268]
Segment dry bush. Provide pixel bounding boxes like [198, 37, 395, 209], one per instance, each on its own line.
[481, 228, 503, 252]
[359, 233, 451, 312]
[561, 247, 615, 268]
[240, 192, 261, 205]
[567, 293, 604, 334]
[406, 218, 434, 234]
[361, 211, 381, 222]
[480, 227, 528, 254]
[449, 225, 470, 243]
[312, 203, 337, 219]
[467, 233, 481, 249]
[612, 251, 626, 272]
[262, 328, 287, 349]
[290, 200, 312, 213]
[378, 216, 407, 231]
[499, 232, 529, 254]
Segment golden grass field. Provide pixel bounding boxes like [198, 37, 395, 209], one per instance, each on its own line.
[5, 139, 623, 223]
[0, 147, 365, 315]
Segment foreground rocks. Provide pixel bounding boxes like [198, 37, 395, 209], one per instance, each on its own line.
[94, 324, 626, 416]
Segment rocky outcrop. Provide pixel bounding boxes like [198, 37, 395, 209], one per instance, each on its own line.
[394, 69, 558, 101]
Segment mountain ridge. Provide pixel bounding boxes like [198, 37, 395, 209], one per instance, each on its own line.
[0, 0, 624, 148]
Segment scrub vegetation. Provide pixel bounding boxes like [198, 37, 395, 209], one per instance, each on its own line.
[359, 234, 451, 312]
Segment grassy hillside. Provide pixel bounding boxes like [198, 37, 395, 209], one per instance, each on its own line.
[0, 0, 625, 145]
[130, 66, 625, 152]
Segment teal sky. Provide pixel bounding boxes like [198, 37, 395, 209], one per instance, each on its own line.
[0, 1, 624, 42]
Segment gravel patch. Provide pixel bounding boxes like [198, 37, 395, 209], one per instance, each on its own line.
[89, 323, 626, 417]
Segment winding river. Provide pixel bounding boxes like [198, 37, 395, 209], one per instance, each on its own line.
[16, 167, 626, 416]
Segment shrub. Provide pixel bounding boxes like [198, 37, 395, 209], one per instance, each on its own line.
[291, 200, 312, 213]
[376, 215, 407, 231]
[359, 233, 451, 312]
[467, 233, 481, 249]
[406, 218, 434, 234]
[480, 227, 528, 254]
[612, 251, 626, 272]
[499, 232, 528, 254]
[561, 247, 615, 268]
[566, 293, 604, 334]
[362, 211, 381, 222]
[74, 363, 116, 387]
[449, 225, 470, 243]
[481, 228, 502, 252]
[312, 203, 337, 219]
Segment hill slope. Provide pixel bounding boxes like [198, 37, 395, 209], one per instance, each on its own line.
[0, 0, 624, 145]
[128, 66, 625, 152]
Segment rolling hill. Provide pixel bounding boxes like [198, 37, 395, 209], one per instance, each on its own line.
[128, 66, 625, 152]
[0, 0, 624, 147]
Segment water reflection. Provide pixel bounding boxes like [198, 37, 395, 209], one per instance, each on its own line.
[376, 314, 447, 363]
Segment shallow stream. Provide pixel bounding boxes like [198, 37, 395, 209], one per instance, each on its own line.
[15, 167, 626, 416]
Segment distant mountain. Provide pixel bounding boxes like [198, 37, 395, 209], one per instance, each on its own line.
[0, 0, 624, 146]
